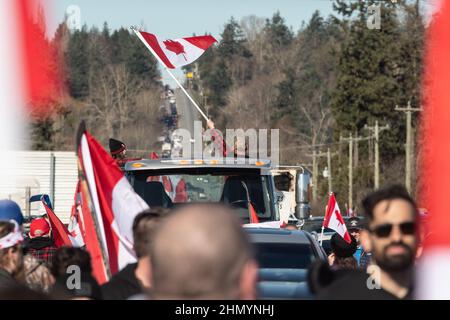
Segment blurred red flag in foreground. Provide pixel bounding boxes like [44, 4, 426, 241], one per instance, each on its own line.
[417, 0, 450, 299]
[17, 0, 66, 118]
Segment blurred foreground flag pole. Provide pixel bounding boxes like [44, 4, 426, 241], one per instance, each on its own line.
[417, 0, 450, 299]
[131, 27, 216, 122]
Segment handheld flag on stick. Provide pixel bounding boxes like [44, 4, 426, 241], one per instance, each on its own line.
[131, 27, 216, 122]
[76, 122, 149, 283]
[322, 193, 351, 244]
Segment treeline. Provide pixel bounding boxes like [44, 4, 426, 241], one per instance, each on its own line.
[31, 22, 164, 153]
[186, 0, 425, 211]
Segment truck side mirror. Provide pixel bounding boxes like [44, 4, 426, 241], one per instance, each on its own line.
[295, 169, 311, 220]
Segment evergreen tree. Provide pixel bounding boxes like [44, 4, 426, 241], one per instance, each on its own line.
[66, 25, 90, 99]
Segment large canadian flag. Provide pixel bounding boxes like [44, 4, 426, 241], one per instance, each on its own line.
[323, 193, 351, 244]
[416, 0, 450, 300]
[77, 123, 149, 282]
[134, 30, 217, 69]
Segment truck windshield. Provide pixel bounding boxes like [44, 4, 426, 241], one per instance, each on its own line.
[127, 168, 274, 222]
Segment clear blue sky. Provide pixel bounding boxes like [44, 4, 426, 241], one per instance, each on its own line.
[46, 0, 335, 86]
[49, 0, 335, 38]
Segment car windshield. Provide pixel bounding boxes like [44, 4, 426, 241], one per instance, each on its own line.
[254, 243, 315, 269]
[127, 168, 274, 222]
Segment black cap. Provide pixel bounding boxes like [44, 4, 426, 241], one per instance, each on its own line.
[330, 233, 357, 258]
[109, 138, 126, 155]
[347, 217, 363, 231]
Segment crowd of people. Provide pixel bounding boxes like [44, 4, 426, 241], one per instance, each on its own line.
[0, 184, 422, 300]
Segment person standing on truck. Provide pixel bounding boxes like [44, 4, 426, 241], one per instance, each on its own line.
[109, 138, 128, 166]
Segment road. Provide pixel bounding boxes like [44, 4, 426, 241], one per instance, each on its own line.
[175, 88, 199, 137]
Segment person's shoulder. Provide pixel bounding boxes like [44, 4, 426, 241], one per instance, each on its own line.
[317, 269, 372, 300]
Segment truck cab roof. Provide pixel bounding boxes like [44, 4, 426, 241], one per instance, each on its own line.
[125, 158, 273, 172]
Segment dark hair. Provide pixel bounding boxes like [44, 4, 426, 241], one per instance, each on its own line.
[50, 247, 92, 278]
[0, 221, 15, 239]
[361, 184, 418, 225]
[132, 208, 169, 258]
[333, 256, 358, 270]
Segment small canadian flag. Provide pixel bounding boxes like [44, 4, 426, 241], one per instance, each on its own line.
[323, 193, 351, 244]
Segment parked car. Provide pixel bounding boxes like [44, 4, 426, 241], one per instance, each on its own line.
[244, 227, 327, 299]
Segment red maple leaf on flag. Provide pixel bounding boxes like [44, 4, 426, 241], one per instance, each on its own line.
[163, 40, 187, 61]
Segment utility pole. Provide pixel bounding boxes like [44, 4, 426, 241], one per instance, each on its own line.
[307, 147, 337, 200]
[365, 121, 390, 189]
[395, 101, 422, 192]
[341, 133, 371, 209]
[348, 133, 353, 209]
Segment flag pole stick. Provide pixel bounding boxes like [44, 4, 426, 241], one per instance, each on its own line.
[163, 68, 209, 121]
[130, 27, 209, 122]
[319, 226, 325, 246]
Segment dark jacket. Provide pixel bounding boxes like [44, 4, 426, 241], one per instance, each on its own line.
[24, 236, 57, 267]
[0, 268, 18, 291]
[101, 263, 144, 300]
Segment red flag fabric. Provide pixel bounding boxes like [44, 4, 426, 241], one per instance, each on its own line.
[42, 200, 73, 248]
[135, 30, 217, 69]
[323, 193, 351, 244]
[249, 202, 260, 224]
[417, 0, 450, 299]
[78, 179, 109, 284]
[77, 124, 149, 278]
[68, 181, 86, 247]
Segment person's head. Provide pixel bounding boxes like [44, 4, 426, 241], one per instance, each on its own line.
[347, 217, 362, 245]
[132, 208, 168, 259]
[50, 247, 101, 300]
[330, 233, 358, 270]
[109, 138, 127, 160]
[150, 204, 258, 300]
[360, 185, 419, 273]
[0, 200, 24, 226]
[0, 221, 24, 276]
[50, 246, 92, 278]
[29, 218, 51, 239]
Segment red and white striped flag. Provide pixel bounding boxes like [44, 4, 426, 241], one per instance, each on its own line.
[323, 193, 351, 244]
[417, 0, 450, 300]
[134, 30, 217, 69]
[77, 123, 149, 282]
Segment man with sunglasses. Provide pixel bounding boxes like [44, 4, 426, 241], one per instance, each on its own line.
[317, 185, 418, 299]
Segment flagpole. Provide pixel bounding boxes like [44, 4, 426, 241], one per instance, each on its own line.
[319, 226, 325, 246]
[130, 26, 209, 122]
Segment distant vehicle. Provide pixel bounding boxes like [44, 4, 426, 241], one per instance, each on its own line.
[245, 227, 327, 299]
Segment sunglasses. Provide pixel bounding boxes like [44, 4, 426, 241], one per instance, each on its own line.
[369, 222, 416, 238]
